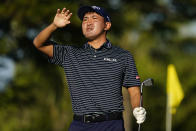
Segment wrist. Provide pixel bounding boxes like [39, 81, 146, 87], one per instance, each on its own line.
[51, 22, 58, 30]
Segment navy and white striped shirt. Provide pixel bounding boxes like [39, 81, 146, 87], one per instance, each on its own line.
[48, 40, 141, 115]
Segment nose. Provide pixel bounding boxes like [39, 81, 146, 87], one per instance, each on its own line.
[86, 18, 93, 25]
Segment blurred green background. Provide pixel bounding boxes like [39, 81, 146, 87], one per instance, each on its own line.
[0, 0, 196, 130]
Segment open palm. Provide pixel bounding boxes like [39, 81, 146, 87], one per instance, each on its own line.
[53, 8, 72, 28]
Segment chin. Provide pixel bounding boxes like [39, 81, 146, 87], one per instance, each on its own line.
[84, 34, 96, 41]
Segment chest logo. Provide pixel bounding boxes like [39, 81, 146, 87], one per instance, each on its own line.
[104, 57, 117, 62]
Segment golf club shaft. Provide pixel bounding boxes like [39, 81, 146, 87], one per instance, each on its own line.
[138, 78, 153, 131]
[140, 94, 143, 107]
[138, 124, 141, 131]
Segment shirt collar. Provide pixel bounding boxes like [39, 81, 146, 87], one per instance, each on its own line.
[83, 40, 112, 50]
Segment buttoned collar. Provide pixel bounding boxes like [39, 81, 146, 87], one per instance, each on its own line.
[83, 40, 112, 50]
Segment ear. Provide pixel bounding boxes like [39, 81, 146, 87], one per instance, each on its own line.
[104, 22, 111, 31]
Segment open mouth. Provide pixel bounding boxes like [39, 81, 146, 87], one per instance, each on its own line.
[86, 27, 94, 32]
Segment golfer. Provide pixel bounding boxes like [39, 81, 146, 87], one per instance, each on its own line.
[33, 5, 146, 131]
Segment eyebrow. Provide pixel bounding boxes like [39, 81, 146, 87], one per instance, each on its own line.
[92, 15, 98, 17]
[83, 14, 99, 19]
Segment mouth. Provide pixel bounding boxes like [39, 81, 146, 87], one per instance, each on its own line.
[86, 27, 94, 32]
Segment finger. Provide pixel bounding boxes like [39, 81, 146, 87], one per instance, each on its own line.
[67, 21, 71, 24]
[57, 9, 61, 14]
[138, 110, 145, 114]
[137, 115, 146, 120]
[139, 107, 145, 110]
[137, 118, 145, 124]
[137, 116, 146, 124]
[66, 13, 72, 20]
[134, 108, 142, 114]
[137, 107, 146, 114]
[137, 120, 144, 124]
[137, 111, 145, 115]
[64, 9, 70, 16]
[137, 117, 146, 124]
[62, 8, 66, 14]
[134, 111, 146, 119]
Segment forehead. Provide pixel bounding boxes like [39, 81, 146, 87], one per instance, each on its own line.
[83, 12, 103, 18]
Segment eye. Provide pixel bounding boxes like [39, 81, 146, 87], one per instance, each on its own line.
[83, 17, 88, 21]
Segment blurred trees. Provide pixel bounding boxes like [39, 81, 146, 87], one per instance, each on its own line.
[0, 0, 195, 130]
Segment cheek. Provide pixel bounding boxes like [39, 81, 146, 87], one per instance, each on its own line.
[95, 23, 105, 32]
[82, 23, 86, 33]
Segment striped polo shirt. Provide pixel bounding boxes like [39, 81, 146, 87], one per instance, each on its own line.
[48, 40, 141, 115]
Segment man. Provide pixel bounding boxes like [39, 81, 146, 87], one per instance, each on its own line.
[33, 5, 146, 131]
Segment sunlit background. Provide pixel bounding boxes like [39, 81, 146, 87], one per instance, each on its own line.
[0, 0, 196, 130]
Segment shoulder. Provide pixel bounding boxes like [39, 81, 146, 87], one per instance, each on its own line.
[112, 45, 133, 57]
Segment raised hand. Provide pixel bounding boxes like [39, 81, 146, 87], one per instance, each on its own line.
[53, 8, 72, 28]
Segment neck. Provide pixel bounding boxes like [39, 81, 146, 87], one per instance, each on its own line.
[88, 34, 107, 49]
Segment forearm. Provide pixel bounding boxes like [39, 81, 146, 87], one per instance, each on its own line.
[128, 86, 141, 109]
[129, 86, 147, 124]
[33, 23, 57, 48]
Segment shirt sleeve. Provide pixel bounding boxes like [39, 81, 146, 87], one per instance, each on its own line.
[122, 52, 141, 88]
[48, 42, 69, 67]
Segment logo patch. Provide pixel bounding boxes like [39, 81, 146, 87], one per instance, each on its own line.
[92, 6, 101, 10]
[136, 76, 140, 79]
[104, 58, 117, 62]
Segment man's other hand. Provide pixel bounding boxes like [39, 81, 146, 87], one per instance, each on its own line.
[133, 107, 146, 124]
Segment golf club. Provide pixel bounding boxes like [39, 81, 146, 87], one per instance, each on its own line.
[138, 78, 154, 131]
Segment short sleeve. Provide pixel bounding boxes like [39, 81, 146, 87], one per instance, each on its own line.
[122, 52, 141, 88]
[48, 43, 69, 67]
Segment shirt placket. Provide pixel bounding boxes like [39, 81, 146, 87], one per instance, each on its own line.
[89, 47, 98, 58]
[93, 49, 97, 58]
